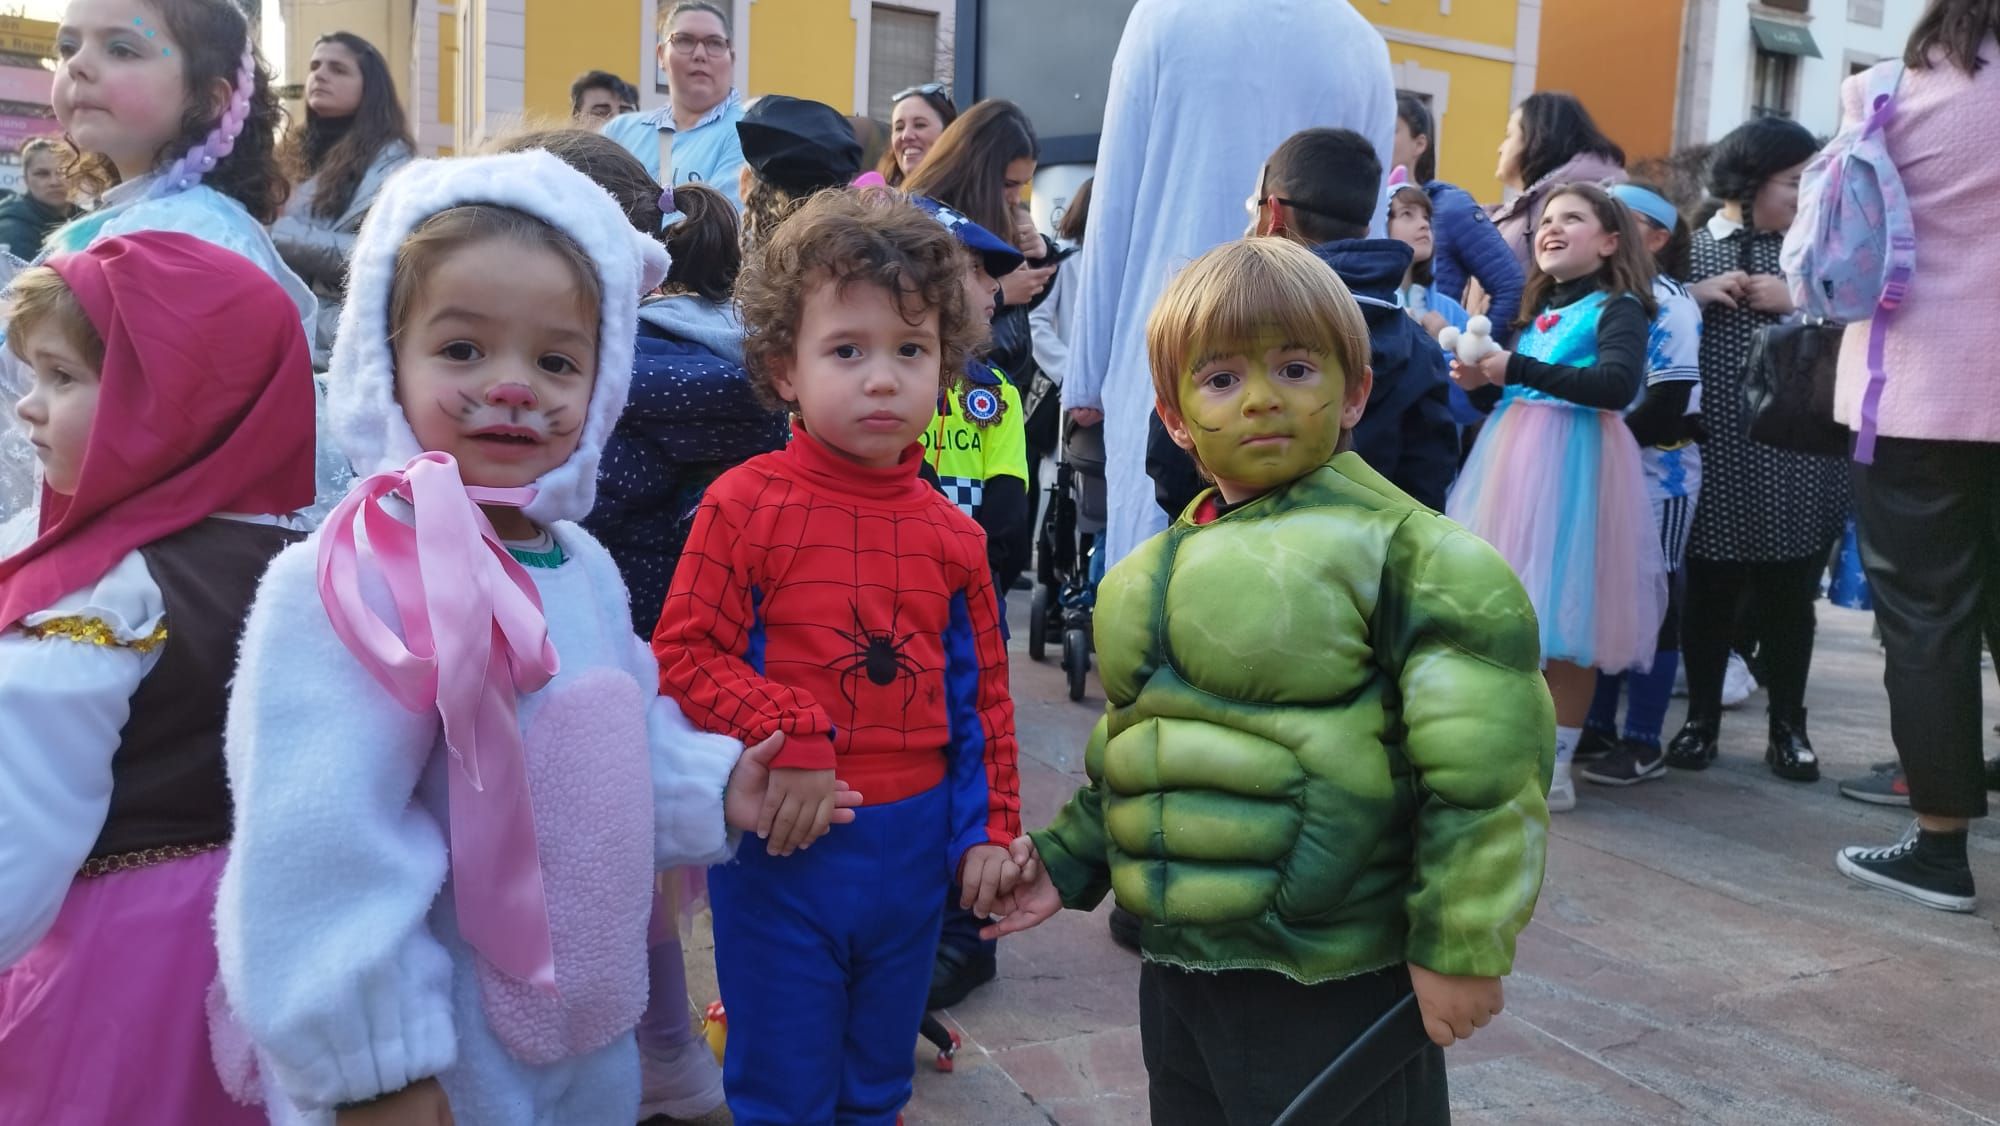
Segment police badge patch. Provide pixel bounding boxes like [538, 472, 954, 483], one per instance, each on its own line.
[960, 385, 1007, 427]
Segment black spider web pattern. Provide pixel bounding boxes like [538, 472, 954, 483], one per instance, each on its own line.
[661, 462, 1025, 833]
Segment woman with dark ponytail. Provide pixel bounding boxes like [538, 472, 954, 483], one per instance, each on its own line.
[273, 32, 414, 358]
[1667, 115, 1845, 785]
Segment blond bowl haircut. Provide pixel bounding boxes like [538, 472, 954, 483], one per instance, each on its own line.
[1145, 238, 1371, 475]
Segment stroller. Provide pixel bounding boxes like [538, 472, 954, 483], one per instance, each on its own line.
[1027, 419, 1106, 701]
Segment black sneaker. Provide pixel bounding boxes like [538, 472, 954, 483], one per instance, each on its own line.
[927, 943, 996, 1010]
[1838, 767, 1912, 807]
[1836, 824, 1977, 913]
[1574, 727, 1619, 764]
[1580, 740, 1666, 786]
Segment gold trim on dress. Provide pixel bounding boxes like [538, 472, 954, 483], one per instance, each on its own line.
[17, 616, 169, 653]
[79, 840, 224, 878]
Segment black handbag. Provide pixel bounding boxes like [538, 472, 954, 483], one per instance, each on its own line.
[1742, 317, 1849, 456]
[1735, 232, 1850, 457]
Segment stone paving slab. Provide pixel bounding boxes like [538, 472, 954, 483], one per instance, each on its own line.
[656, 601, 2000, 1125]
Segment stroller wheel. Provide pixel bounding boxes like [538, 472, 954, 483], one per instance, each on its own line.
[1028, 585, 1050, 662]
[1063, 628, 1090, 701]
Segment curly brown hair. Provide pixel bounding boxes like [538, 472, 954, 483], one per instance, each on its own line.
[64, 0, 289, 222]
[735, 188, 981, 410]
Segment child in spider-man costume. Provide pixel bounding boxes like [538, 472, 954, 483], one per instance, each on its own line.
[653, 189, 1024, 1125]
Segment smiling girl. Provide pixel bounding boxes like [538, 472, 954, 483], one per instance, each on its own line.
[1444, 183, 1668, 814]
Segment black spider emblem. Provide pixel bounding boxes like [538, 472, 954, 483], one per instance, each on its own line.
[833, 601, 924, 711]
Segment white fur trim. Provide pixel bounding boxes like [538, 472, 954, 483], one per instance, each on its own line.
[326, 151, 671, 524]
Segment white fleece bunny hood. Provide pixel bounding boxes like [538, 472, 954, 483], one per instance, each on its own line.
[327, 150, 670, 524]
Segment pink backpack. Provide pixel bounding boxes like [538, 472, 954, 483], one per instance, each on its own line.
[1780, 60, 1913, 463]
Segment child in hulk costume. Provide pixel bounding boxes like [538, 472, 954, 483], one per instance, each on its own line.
[988, 239, 1554, 1125]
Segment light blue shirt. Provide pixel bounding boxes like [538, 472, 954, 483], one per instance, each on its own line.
[601, 90, 747, 210]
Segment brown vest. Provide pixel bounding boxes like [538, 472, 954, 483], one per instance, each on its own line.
[89, 519, 304, 859]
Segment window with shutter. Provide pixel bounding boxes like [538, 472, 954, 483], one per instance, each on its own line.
[869, 6, 940, 120]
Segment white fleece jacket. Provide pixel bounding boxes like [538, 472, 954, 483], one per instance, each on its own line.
[215, 521, 740, 1115]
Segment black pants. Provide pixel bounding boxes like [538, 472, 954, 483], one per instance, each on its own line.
[1140, 961, 1448, 1126]
[1683, 552, 1828, 723]
[1854, 436, 2000, 820]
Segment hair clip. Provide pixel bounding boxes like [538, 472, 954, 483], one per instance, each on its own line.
[658, 186, 681, 214]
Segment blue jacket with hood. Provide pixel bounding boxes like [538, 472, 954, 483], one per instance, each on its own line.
[585, 294, 789, 636]
[1310, 238, 1461, 511]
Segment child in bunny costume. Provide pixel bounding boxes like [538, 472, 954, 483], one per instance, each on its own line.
[214, 151, 853, 1126]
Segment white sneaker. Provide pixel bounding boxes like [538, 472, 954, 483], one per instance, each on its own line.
[638, 1036, 726, 1121]
[1720, 653, 1759, 708]
[1547, 766, 1577, 813]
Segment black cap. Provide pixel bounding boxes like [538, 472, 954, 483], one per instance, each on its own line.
[737, 95, 863, 197]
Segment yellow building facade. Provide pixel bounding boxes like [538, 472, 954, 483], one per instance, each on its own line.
[282, 0, 1678, 199]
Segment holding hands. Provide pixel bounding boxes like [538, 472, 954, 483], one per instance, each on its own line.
[723, 731, 865, 856]
[978, 835, 1063, 940]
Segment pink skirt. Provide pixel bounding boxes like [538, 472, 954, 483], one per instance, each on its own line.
[0, 848, 261, 1126]
[1445, 394, 1669, 673]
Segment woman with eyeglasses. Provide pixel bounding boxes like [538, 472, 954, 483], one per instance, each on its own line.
[601, 0, 749, 208]
[878, 82, 958, 189]
[270, 31, 413, 361]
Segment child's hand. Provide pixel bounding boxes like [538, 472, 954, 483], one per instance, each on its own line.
[335, 1079, 453, 1126]
[757, 764, 842, 856]
[1009, 834, 1043, 887]
[1461, 277, 1492, 317]
[1449, 349, 1510, 391]
[1407, 963, 1504, 1048]
[978, 858, 1063, 941]
[723, 733, 862, 846]
[959, 843, 1021, 917]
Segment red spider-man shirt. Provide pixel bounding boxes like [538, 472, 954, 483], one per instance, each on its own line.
[654, 424, 1021, 864]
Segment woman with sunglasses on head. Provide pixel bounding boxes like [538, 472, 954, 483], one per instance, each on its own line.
[879, 81, 957, 189]
[602, 0, 748, 207]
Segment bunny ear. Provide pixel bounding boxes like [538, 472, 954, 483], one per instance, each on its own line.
[635, 230, 670, 295]
[1387, 165, 1410, 188]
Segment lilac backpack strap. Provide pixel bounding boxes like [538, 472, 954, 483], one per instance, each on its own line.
[1855, 62, 1913, 464]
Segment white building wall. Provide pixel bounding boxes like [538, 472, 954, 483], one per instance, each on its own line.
[1700, 0, 1925, 142]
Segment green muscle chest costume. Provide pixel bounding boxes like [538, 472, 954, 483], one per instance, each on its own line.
[1033, 452, 1555, 983]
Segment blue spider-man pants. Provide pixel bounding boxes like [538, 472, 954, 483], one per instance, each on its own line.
[709, 783, 949, 1125]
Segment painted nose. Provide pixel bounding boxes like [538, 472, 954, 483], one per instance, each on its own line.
[486, 382, 536, 408]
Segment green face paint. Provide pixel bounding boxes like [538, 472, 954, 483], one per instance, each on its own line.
[1176, 328, 1345, 502]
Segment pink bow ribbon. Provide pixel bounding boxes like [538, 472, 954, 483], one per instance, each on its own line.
[316, 451, 561, 993]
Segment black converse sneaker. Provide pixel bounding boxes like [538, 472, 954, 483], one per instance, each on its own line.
[1836, 822, 1977, 913]
[1581, 740, 1666, 786]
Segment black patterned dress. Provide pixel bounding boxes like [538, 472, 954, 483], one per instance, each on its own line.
[1687, 225, 1850, 563]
